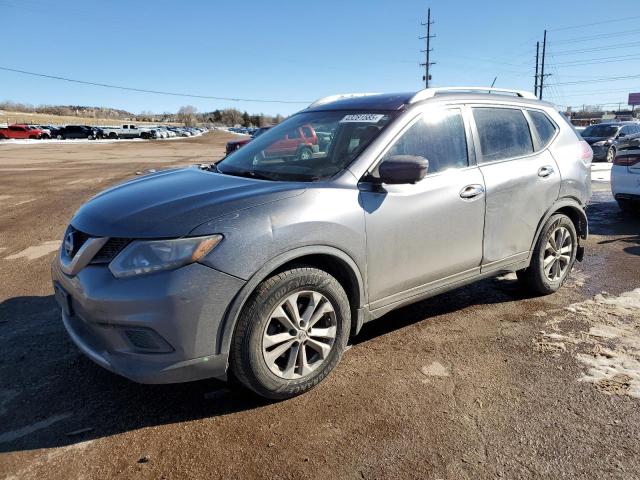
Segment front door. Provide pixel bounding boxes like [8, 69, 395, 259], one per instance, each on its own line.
[361, 107, 486, 309]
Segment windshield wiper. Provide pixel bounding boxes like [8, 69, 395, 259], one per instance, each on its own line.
[219, 168, 281, 181]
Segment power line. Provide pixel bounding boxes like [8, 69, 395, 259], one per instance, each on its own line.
[548, 14, 640, 31]
[554, 54, 640, 67]
[549, 41, 640, 56]
[556, 57, 640, 68]
[547, 74, 640, 86]
[551, 28, 640, 45]
[0, 66, 312, 104]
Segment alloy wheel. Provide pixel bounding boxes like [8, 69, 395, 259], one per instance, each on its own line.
[262, 290, 337, 380]
[543, 226, 572, 282]
[606, 147, 615, 163]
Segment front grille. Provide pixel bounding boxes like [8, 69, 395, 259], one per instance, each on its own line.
[67, 226, 131, 264]
[91, 238, 131, 264]
[68, 228, 90, 257]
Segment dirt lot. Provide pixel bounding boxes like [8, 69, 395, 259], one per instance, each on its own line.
[1, 135, 639, 479]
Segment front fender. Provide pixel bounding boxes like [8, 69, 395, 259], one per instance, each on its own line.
[214, 245, 366, 359]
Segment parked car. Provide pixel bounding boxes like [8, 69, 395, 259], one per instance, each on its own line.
[100, 124, 145, 139]
[611, 136, 640, 212]
[225, 126, 272, 155]
[52, 87, 591, 399]
[30, 125, 52, 139]
[0, 124, 47, 139]
[55, 125, 102, 140]
[43, 125, 63, 138]
[262, 124, 318, 159]
[580, 122, 640, 162]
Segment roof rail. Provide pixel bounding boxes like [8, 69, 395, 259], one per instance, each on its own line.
[308, 92, 380, 108]
[409, 87, 537, 104]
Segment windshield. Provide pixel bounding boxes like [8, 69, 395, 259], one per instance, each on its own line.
[582, 124, 620, 138]
[217, 110, 396, 181]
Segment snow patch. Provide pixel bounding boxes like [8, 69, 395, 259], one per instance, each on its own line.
[420, 361, 450, 377]
[4, 240, 60, 261]
[536, 288, 640, 399]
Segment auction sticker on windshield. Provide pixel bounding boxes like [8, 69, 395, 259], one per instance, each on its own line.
[340, 114, 385, 123]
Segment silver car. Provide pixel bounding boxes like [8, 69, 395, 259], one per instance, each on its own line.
[52, 87, 592, 399]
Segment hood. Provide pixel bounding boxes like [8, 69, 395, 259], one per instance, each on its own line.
[71, 167, 305, 238]
[582, 136, 611, 144]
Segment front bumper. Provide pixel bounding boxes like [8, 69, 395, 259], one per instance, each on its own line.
[589, 145, 608, 160]
[52, 259, 245, 384]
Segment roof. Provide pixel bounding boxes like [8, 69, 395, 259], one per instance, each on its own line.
[305, 87, 548, 112]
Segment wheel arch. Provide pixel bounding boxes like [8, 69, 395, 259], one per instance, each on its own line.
[528, 198, 588, 263]
[216, 246, 366, 358]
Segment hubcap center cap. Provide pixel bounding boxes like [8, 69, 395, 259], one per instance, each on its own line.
[297, 331, 307, 341]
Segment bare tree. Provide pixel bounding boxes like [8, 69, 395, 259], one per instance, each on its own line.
[177, 105, 198, 126]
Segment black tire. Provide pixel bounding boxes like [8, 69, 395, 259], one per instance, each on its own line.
[517, 213, 577, 295]
[57, 134, 64, 140]
[109, 132, 118, 139]
[617, 199, 638, 213]
[298, 147, 313, 161]
[606, 146, 616, 163]
[230, 267, 351, 399]
[0, 134, 6, 139]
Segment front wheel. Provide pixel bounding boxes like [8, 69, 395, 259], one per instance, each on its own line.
[298, 147, 313, 161]
[606, 146, 616, 163]
[230, 267, 351, 399]
[517, 213, 577, 295]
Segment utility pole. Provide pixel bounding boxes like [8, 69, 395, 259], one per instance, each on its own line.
[419, 8, 435, 88]
[534, 41, 540, 97]
[539, 30, 547, 100]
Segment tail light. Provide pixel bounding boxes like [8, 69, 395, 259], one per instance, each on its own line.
[579, 140, 592, 166]
[613, 154, 640, 167]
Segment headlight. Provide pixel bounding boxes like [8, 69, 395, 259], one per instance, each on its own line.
[592, 140, 607, 146]
[108, 235, 222, 278]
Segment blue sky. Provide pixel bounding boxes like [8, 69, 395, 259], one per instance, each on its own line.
[1, 0, 639, 116]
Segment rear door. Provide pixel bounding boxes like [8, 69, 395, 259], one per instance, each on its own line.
[471, 106, 560, 269]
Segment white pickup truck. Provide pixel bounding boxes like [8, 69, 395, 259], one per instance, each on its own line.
[101, 124, 148, 139]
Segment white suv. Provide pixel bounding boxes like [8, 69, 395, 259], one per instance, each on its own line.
[612, 135, 640, 212]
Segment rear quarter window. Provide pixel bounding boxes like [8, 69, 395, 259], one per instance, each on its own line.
[528, 110, 558, 148]
[472, 107, 533, 163]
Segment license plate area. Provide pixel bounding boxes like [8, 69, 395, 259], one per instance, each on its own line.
[53, 283, 73, 317]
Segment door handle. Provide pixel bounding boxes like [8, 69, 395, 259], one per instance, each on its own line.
[538, 165, 555, 178]
[459, 184, 485, 199]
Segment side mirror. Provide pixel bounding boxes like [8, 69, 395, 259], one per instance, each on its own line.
[378, 155, 429, 184]
[617, 132, 626, 138]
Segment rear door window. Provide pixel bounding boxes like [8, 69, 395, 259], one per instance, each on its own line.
[472, 108, 533, 163]
[528, 110, 558, 148]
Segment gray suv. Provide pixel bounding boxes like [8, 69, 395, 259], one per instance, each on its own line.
[52, 87, 592, 399]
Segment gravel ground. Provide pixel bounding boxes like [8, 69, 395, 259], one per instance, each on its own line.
[0, 138, 638, 480]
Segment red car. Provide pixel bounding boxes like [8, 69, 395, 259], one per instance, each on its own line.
[0, 124, 46, 140]
[225, 126, 272, 155]
[264, 124, 318, 160]
[225, 125, 319, 160]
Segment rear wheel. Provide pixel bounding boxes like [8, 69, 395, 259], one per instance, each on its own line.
[517, 213, 577, 295]
[230, 267, 350, 399]
[57, 134, 64, 140]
